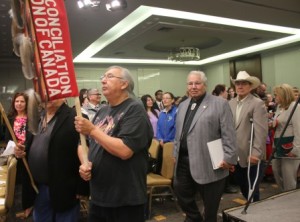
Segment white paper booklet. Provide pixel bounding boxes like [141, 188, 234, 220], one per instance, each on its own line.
[207, 138, 224, 170]
[1, 140, 15, 156]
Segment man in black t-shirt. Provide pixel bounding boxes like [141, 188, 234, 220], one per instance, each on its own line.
[75, 66, 153, 222]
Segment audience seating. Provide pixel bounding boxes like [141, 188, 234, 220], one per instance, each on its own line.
[146, 142, 180, 218]
[148, 139, 160, 160]
[0, 156, 17, 221]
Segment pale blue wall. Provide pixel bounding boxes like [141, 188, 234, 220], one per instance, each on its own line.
[0, 62, 32, 110]
[67, 65, 196, 106]
[202, 62, 231, 93]
[201, 45, 300, 94]
[0, 45, 299, 110]
[262, 46, 300, 92]
[74, 65, 196, 96]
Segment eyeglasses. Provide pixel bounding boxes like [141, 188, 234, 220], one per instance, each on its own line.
[163, 97, 172, 100]
[91, 93, 101, 96]
[187, 82, 202, 86]
[100, 73, 124, 80]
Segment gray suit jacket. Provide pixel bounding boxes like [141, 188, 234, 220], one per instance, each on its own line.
[229, 94, 268, 167]
[174, 94, 237, 184]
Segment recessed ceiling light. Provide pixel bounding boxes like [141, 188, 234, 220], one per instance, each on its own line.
[106, 0, 127, 11]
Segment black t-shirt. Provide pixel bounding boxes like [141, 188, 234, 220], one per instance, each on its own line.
[28, 116, 57, 184]
[89, 98, 153, 207]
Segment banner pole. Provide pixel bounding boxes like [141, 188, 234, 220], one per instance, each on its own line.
[0, 102, 39, 194]
[74, 97, 89, 165]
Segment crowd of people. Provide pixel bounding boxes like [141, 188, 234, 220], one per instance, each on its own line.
[0, 66, 300, 222]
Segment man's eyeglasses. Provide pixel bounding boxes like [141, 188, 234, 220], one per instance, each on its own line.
[100, 73, 124, 80]
[187, 82, 202, 86]
[91, 93, 101, 96]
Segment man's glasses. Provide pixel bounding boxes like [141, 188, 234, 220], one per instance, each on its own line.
[100, 73, 124, 80]
[187, 82, 202, 86]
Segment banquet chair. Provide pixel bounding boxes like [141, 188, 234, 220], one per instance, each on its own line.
[148, 139, 160, 174]
[146, 142, 179, 218]
[0, 157, 17, 221]
[148, 139, 160, 159]
[0, 155, 13, 175]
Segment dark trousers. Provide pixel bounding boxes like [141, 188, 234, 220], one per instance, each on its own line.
[88, 202, 145, 222]
[33, 185, 80, 222]
[173, 156, 226, 222]
[234, 162, 264, 202]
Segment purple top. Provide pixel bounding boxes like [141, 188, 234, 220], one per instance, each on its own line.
[148, 110, 159, 138]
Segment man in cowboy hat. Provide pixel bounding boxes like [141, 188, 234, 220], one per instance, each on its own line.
[229, 71, 268, 202]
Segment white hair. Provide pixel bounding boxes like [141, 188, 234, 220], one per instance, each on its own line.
[187, 70, 207, 85]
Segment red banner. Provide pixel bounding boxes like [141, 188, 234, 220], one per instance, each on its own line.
[29, 0, 78, 101]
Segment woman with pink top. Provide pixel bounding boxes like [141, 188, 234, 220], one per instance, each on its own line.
[5, 92, 33, 219]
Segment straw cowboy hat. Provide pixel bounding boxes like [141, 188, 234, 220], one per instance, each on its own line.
[231, 71, 261, 89]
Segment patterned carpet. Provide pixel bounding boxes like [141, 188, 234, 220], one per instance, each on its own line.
[147, 177, 282, 222]
[4, 177, 285, 222]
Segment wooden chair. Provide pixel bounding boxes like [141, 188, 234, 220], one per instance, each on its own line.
[146, 142, 179, 218]
[0, 157, 17, 221]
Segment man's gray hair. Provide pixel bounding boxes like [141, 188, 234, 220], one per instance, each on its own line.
[106, 66, 135, 98]
[187, 70, 207, 85]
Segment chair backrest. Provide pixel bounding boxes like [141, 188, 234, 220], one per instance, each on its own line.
[161, 142, 175, 179]
[4, 157, 17, 209]
[6, 155, 14, 167]
[148, 139, 160, 159]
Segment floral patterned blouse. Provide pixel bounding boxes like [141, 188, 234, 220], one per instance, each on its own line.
[13, 116, 27, 145]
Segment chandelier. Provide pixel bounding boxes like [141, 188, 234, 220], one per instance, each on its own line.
[77, 0, 100, 8]
[77, 0, 127, 11]
[168, 47, 200, 62]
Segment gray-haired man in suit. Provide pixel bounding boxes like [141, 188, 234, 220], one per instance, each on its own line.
[229, 71, 268, 202]
[173, 71, 237, 222]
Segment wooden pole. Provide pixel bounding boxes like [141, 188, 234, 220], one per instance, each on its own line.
[74, 97, 89, 165]
[0, 102, 38, 194]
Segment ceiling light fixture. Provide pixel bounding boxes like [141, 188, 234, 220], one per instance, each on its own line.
[106, 0, 127, 11]
[77, 0, 100, 9]
[168, 47, 200, 62]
